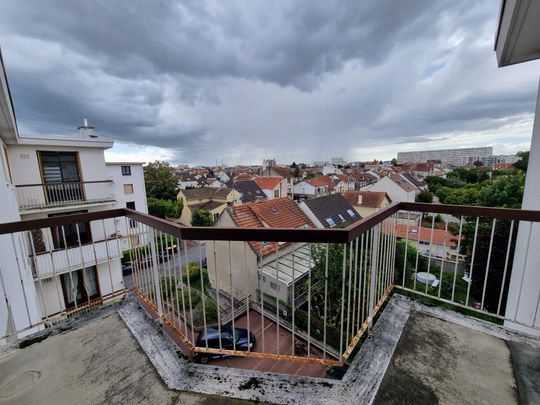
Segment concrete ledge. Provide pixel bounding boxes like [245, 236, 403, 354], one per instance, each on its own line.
[118, 294, 416, 404]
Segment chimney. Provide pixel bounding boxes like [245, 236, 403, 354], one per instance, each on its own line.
[357, 194, 363, 205]
[77, 118, 97, 138]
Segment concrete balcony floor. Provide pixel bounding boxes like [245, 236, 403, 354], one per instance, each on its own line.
[0, 296, 538, 404]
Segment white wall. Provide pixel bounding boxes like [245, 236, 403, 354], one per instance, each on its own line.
[0, 138, 43, 344]
[364, 176, 414, 203]
[505, 80, 540, 337]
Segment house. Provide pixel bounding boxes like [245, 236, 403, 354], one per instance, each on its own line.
[343, 191, 392, 218]
[3, 120, 127, 322]
[363, 174, 417, 202]
[254, 177, 287, 199]
[177, 187, 240, 225]
[333, 174, 355, 191]
[213, 170, 230, 183]
[261, 165, 295, 196]
[205, 177, 222, 188]
[394, 224, 458, 259]
[293, 178, 330, 200]
[105, 162, 149, 251]
[400, 172, 427, 191]
[351, 171, 378, 189]
[230, 180, 267, 203]
[299, 194, 361, 228]
[322, 164, 342, 175]
[177, 174, 200, 190]
[205, 197, 314, 307]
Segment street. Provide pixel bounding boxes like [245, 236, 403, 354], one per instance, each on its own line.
[123, 241, 206, 289]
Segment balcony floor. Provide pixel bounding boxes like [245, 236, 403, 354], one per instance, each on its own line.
[1, 296, 538, 404]
[0, 312, 248, 405]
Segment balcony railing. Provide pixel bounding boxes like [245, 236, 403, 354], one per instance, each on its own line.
[31, 238, 121, 278]
[1, 203, 539, 366]
[15, 180, 115, 211]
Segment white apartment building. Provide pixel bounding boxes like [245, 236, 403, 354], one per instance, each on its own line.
[397, 147, 493, 165]
[5, 128, 127, 320]
[106, 162, 148, 251]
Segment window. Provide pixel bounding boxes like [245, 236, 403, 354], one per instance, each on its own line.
[39, 151, 82, 203]
[347, 209, 356, 218]
[338, 214, 346, 222]
[123, 184, 134, 194]
[126, 202, 136, 227]
[270, 282, 279, 291]
[49, 211, 91, 249]
[121, 165, 131, 176]
[325, 217, 336, 227]
[274, 190, 280, 198]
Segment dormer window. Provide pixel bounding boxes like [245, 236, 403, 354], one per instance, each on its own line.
[326, 218, 336, 227]
[338, 214, 346, 222]
[347, 209, 356, 218]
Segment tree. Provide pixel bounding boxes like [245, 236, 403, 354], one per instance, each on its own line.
[144, 161, 178, 200]
[290, 161, 300, 178]
[473, 160, 484, 167]
[191, 209, 214, 226]
[147, 197, 182, 219]
[391, 158, 398, 166]
[416, 190, 433, 203]
[514, 151, 529, 172]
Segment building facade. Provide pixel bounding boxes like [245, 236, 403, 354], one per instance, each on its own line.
[397, 147, 493, 165]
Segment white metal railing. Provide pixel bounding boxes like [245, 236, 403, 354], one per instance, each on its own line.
[15, 181, 114, 211]
[32, 239, 121, 278]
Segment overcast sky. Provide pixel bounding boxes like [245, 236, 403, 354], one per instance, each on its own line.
[1, 0, 539, 166]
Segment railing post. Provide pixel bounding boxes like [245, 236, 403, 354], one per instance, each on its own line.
[149, 228, 164, 321]
[368, 224, 380, 332]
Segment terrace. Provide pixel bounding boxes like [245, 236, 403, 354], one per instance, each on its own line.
[0, 202, 538, 403]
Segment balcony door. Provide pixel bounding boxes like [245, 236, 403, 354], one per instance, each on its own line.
[60, 266, 100, 309]
[39, 151, 83, 203]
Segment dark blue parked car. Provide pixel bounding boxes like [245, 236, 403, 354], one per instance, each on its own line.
[193, 327, 256, 364]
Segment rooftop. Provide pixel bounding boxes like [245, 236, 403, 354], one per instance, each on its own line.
[343, 191, 391, 208]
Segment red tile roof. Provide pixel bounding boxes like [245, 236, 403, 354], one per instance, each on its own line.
[235, 173, 259, 181]
[229, 198, 314, 256]
[343, 191, 391, 208]
[394, 224, 457, 247]
[254, 177, 283, 190]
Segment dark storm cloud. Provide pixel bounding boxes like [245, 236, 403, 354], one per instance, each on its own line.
[0, 0, 538, 164]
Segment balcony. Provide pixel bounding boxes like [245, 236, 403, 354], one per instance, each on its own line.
[0, 203, 538, 403]
[31, 238, 121, 278]
[14, 180, 115, 213]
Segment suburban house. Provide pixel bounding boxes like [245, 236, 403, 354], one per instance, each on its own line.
[105, 162, 149, 251]
[229, 180, 267, 203]
[205, 197, 315, 308]
[205, 177, 222, 188]
[293, 178, 330, 200]
[350, 171, 378, 188]
[343, 191, 392, 218]
[394, 224, 458, 259]
[261, 165, 295, 196]
[254, 177, 287, 200]
[177, 174, 200, 190]
[299, 193, 361, 228]
[363, 173, 417, 202]
[177, 187, 241, 225]
[3, 121, 128, 322]
[400, 172, 427, 191]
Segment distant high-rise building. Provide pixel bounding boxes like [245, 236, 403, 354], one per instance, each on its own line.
[397, 147, 493, 165]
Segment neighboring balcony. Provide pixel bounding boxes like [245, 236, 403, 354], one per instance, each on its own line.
[31, 238, 122, 279]
[15, 180, 115, 213]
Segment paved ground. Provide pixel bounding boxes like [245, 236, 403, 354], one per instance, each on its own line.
[374, 311, 520, 405]
[206, 310, 329, 377]
[0, 313, 248, 405]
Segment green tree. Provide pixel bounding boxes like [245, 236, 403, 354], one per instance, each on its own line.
[391, 158, 398, 166]
[513, 151, 529, 172]
[416, 190, 433, 203]
[147, 197, 183, 219]
[144, 161, 178, 200]
[191, 209, 214, 226]
[290, 161, 300, 178]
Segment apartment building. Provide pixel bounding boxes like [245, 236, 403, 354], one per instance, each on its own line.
[4, 128, 129, 320]
[106, 162, 148, 251]
[397, 147, 493, 165]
